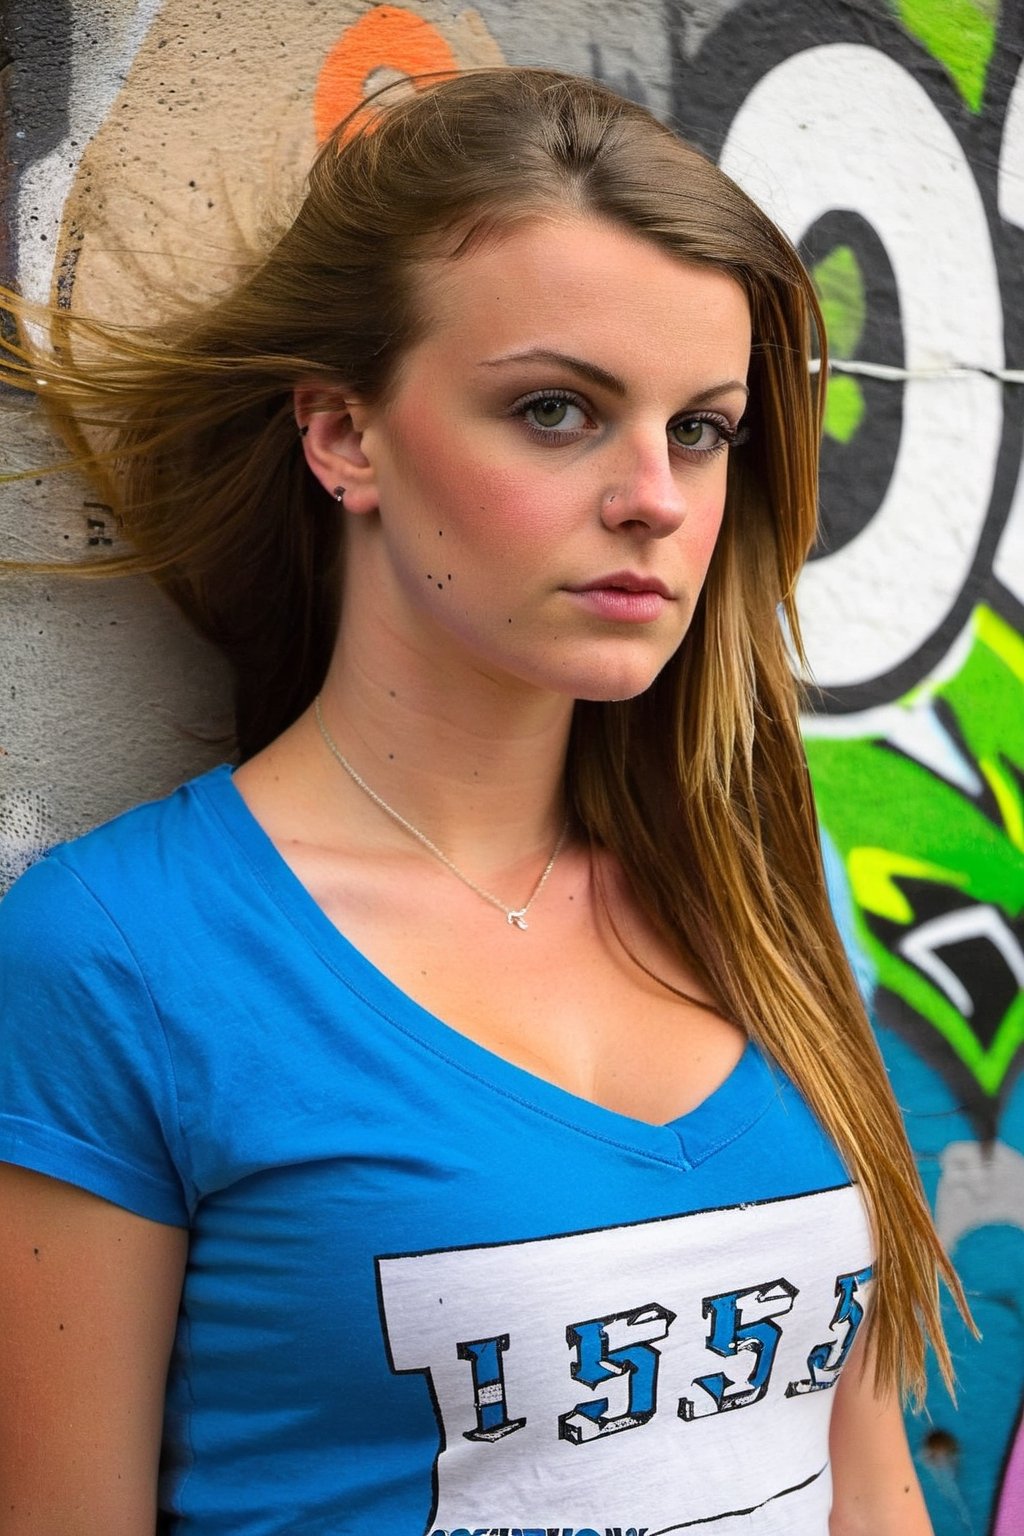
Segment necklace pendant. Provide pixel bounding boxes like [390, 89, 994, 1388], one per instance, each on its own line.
[507, 909, 528, 930]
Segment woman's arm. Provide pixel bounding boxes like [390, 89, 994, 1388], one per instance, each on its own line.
[0, 1164, 188, 1536]
[829, 1336, 934, 1536]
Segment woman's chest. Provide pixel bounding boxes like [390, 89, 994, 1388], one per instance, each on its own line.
[169, 1003, 871, 1536]
[299, 848, 748, 1127]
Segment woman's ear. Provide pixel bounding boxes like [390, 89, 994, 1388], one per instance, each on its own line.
[293, 386, 379, 515]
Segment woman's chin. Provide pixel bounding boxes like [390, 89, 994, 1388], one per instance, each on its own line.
[568, 661, 673, 705]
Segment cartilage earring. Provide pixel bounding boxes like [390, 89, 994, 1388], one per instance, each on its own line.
[332, 486, 346, 504]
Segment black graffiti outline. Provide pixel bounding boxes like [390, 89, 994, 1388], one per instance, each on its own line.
[656, 0, 1024, 713]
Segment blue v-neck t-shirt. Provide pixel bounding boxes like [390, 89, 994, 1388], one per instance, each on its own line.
[0, 767, 873, 1535]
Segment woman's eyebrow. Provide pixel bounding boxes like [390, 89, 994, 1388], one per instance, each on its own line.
[480, 349, 627, 395]
[689, 379, 750, 405]
[479, 348, 749, 404]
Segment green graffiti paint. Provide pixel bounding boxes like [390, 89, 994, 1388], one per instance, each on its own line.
[811, 244, 868, 444]
[812, 244, 866, 357]
[892, 0, 997, 113]
[823, 375, 865, 444]
[805, 606, 1024, 1125]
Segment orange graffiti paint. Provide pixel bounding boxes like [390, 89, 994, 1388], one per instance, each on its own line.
[314, 5, 460, 144]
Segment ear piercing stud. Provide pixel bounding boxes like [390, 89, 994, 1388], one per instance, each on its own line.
[332, 486, 346, 504]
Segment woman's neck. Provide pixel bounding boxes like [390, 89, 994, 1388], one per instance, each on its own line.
[298, 644, 574, 871]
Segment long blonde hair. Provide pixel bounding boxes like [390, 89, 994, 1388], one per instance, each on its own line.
[1, 66, 966, 1398]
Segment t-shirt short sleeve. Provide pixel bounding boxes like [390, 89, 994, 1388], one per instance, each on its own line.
[0, 853, 191, 1225]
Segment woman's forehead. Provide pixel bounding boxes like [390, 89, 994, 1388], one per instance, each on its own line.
[405, 214, 752, 385]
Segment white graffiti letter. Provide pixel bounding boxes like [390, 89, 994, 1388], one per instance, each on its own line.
[721, 44, 1003, 688]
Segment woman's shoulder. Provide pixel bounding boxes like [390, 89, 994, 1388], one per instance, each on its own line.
[0, 775, 222, 1224]
[0, 765, 237, 948]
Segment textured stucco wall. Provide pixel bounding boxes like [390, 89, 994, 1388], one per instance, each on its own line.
[1, 3, 1022, 1531]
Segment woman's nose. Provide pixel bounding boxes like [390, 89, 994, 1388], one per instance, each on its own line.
[599, 435, 687, 537]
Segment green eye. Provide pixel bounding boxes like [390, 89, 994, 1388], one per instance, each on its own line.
[531, 398, 570, 428]
[512, 393, 589, 438]
[672, 418, 708, 448]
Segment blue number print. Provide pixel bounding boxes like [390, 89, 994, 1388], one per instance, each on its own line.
[679, 1278, 798, 1419]
[786, 1265, 874, 1396]
[559, 1302, 676, 1443]
[457, 1334, 526, 1442]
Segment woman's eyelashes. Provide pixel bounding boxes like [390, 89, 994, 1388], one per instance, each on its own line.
[510, 389, 593, 439]
[508, 389, 747, 460]
[669, 413, 749, 458]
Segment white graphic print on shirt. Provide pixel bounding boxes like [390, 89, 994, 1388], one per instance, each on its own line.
[377, 1183, 872, 1535]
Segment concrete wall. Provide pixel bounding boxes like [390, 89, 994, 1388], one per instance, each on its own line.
[1, 2, 1021, 1530]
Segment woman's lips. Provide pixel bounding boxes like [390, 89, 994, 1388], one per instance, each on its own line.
[565, 573, 673, 623]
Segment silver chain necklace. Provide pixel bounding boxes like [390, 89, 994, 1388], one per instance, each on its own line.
[313, 696, 569, 930]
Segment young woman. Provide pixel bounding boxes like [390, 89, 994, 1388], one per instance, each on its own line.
[0, 68, 962, 1536]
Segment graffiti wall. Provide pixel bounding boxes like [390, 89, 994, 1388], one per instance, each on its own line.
[0, 1, 1021, 1530]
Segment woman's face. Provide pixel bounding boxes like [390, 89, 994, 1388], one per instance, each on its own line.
[334, 213, 751, 703]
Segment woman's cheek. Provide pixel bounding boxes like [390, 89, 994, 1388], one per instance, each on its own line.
[691, 491, 729, 569]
